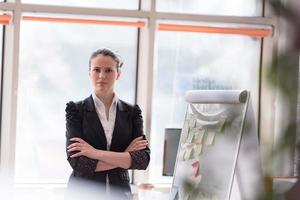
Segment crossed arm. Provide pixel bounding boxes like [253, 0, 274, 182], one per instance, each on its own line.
[67, 136, 148, 171]
[65, 101, 150, 174]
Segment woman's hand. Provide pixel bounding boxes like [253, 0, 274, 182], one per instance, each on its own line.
[67, 137, 99, 159]
[125, 136, 148, 152]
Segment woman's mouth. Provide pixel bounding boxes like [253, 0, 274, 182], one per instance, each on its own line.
[97, 82, 107, 85]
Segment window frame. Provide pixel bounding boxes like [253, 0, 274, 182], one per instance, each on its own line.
[0, 0, 281, 186]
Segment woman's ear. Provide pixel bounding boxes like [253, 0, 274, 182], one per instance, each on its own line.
[116, 70, 121, 80]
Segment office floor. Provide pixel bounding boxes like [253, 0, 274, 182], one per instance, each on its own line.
[132, 183, 171, 200]
[0, 183, 171, 200]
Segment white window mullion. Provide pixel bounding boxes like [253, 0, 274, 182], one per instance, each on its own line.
[0, 0, 21, 178]
[134, 0, 156, 184]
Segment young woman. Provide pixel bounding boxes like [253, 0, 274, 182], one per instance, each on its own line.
[65, 48, 150, 199]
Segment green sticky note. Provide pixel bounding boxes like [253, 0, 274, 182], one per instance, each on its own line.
[218, 117, 227, 132]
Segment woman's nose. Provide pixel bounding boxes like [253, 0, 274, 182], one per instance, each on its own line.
[98, 71, 106, 78]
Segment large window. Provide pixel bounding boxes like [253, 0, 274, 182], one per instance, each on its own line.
[0, 25, 3, 109]
[15, 17, 138, 182]
[0, 25, 3, 66]
[157, 0, 262, 16]
[21, 0, 140, 10]
[0, 0, 278, 192]
[149, 29, 262, 183]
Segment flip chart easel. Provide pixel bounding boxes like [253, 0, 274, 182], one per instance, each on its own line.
[170, 90, 264, 200]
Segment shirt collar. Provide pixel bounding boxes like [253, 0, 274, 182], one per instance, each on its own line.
[92, 92, 119, 110]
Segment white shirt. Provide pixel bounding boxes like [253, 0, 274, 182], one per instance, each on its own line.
[92, 93, 118, 150]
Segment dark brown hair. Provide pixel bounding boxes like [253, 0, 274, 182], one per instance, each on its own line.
[89, 48, 123, 70]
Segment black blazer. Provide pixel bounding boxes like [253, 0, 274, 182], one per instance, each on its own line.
[65, 95, 150, 196]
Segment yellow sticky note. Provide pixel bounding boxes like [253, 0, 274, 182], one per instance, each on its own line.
[184, 148, 192, 161]
[191, 132, 198, 144]
[183, 122, 189, 133]
[195, 120, 202, 129]
[187, 130, 194, 143]
[187, 174, 202, 187]
[183, 193, 189, 200]
[181, 125, 189, 144]
[204, 131, 216, 145]
[178, 150, 185, 161]
[190, 148, 195, 160]
[186, 113, 192, 121]
[188, 115, 197, 128]
[193, 144, 202, 157]
[211, 195, 219, 200]
[196, 129, 205, 144]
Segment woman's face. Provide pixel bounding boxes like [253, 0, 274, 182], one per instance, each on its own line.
[89, 54, 121, 95]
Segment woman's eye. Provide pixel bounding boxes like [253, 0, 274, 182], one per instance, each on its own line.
[105, 69, 114, 73]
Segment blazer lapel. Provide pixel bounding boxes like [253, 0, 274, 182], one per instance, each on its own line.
[110, 100, 130, 150]
[84, 95, 107, 149]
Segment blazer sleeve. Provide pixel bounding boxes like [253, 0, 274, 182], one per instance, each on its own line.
[65, 101, 97, 175]
[128, 104, 151, 170]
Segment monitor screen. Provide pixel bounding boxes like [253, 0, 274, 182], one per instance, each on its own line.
[163, 128, 181, 176]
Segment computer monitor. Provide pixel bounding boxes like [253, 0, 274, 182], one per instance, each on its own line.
[163, 128, 181, 176]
